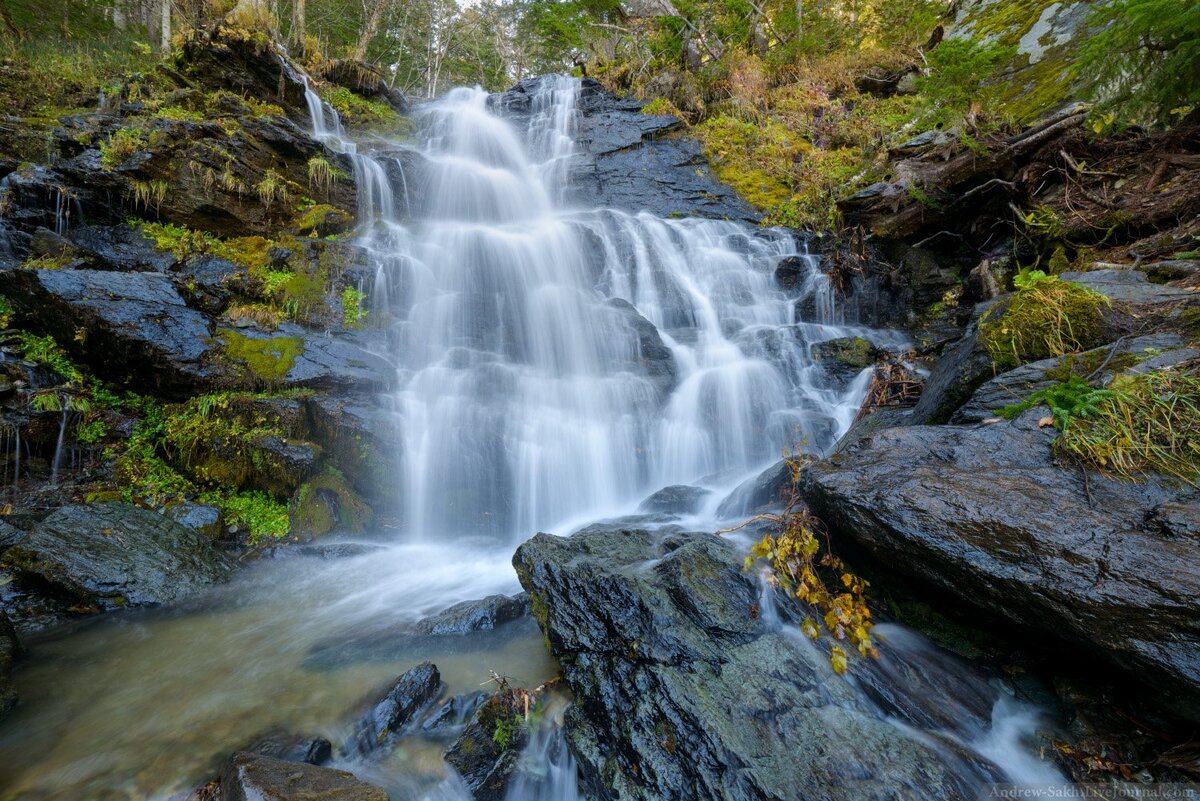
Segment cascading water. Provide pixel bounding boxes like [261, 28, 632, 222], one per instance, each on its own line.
[336, 76, 898, 539]
[0, 77, 1061, 801]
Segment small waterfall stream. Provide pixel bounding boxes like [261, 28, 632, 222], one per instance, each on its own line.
[0, 78, 1062, 800]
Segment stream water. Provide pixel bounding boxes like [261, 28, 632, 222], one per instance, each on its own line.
[0, 76, 1063, 800]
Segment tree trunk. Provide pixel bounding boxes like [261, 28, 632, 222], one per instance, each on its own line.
[160, 0, 171, 53]
[290, 0, 305, 49]
[351, 0, 389, 62]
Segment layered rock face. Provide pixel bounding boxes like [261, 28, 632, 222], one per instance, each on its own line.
[514, 526, 994, 801]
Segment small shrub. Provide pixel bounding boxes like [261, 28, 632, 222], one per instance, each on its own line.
[256, 169, 290, 209]
[99, 128, 143, 169]
[130, 179, 169, 211]
[306, 156, 346, 196]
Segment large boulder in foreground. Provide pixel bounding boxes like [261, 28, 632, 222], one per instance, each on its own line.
[514, 527, 986, 801]
[2, 503, 235, 609]
[803, 413, 1200, 720]
[222, 752, 388, 801]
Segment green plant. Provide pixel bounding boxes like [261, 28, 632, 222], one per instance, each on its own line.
[256, 169, 290, 208]
[75, 417, 109, 445]
[130, 179, 169, 211]
[153, 105, 204, 122]
[210, 490, 290, 542]
[1055, 366, 1200, 484]
[306, 156, 346, 195]
[14, 332, 84, 382]
[341, 286, 368, 329]
[1077, 0, 1200, 125]
[915, 37, 1015, 125]
[999, 375, 1115, 430]
[0, 296, 12, 328]
[99, 128, 143, 169]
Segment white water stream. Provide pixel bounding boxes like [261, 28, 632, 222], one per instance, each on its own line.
[0, 76, 1062, 800]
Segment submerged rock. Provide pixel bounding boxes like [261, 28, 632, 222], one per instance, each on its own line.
[514, 526, 985, 801]
[2, 503, 235, 609]
[804, 412, 1200, 721]
[221, 752, 388, 801]
[638, 484, 712, 515]
[351, 661, 443, 754]
[415, 593, 531, 636]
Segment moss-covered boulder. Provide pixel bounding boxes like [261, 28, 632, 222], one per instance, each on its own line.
[290, 470, 372, 538]
[948, 0, 1093, 122]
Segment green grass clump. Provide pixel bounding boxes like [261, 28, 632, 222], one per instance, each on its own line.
[100, 128, 144, 169]
[341, 286, 368, 329]
[321, 86, 404, 132]
[206, 489, 290, 542]
[980, 274, 1109, 370]
[14, 332, 84, 383]
[1019, 366, 1200, 484]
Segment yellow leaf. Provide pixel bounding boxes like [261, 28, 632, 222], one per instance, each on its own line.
[830, 645, 848, 675]
[800, 617, 819, 639]
[1038, 416, 1054, 428]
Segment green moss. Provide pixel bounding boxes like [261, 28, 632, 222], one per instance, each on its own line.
[341, 286, 368, 329]
[21, 254, 72, 270]
[980, 277, 1109, 370]
[290, 470, 371, 537]
[295, 203, 353, 237]
[211, 490, 290, 542]
[320, 86, 410, 134]
[218, 329, 303, 382]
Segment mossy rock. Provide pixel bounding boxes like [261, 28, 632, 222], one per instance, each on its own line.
[290, 471, 372, 538]
[979, 278, 1107, 370]
[295, 204, 355, 238]
[217, 328, 304, 382]
[812, 337, 877, 370]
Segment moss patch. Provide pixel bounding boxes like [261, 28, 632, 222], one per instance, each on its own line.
[218, 329, 304, 382]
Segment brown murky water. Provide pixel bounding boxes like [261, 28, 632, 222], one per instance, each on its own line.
[0, 541, 557, 801]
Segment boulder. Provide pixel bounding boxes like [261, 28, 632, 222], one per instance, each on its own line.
[350, 661, 443, 754]
[715, 459, 791, 517]
[414, 593, 530, 636]
[221, 752, 388, 801]
[444, 689, 532, 801]
[812, 335, 878, 382]
[803, 412, 1200, 721]
[0, 268, 216, 392]
[243, 728, 332, 765]
[164, 503, 224, 539]
[2, 503, 235, 609]
[638, 484, 712, 515]
[907, 305, 996, 424]
[514, 527, 987, 801]
[494, 77, 756, 221]
[1060, 269, 1199, 307]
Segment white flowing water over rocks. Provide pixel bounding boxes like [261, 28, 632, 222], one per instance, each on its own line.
[0, 76, 1060, 801]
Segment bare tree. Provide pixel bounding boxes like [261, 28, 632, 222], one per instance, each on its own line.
[352, 0, 391, 61]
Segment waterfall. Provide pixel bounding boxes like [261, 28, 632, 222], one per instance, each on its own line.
[305, 76, 895, 541]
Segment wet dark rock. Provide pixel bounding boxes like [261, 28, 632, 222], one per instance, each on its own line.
[284, 328, 396, 390]
[303, 393, 403, 512]
[514, 526, 984, 801]
[351, 661, 443, 754]
[0, 268, 216, 392]
[803, 412, 1200, 721]
[607, 297, 677, 395]
[2, 503, 235, 609]
[66, 223, 175, 272]
[178, 26, 312, 123]
[245, 728, 333, 765]
[495, 77, 755, 221]
[444, 689, 530, 801]
[773, 255, 807, 288]
[638, 484, 712, 514]
[421, 691, 489, 737]
[1062, 269, 1199, 306]
[952, 333, 1194, 424]
[906, 305, 996, 424]
[165, 503, 224, 539]
[715, 459, 791, 517]
[415, 593, 531, 636]
[222, 752, 388, 801]
[0, 610, 19, 718]
[0, 520, 24, 552]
